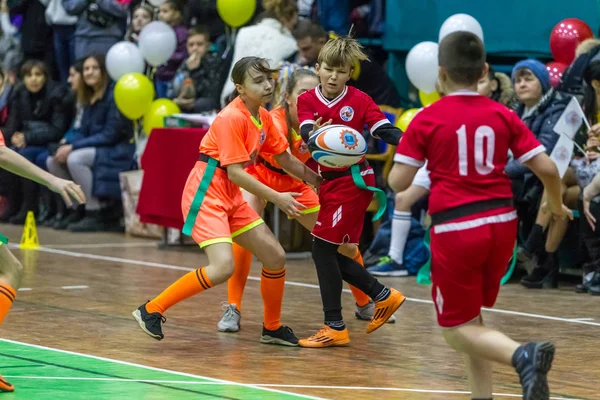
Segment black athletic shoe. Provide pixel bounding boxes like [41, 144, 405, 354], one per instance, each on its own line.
[260, 325, 299, 346]
[513, 342, 555, 400]
[132, 302, 166, 341]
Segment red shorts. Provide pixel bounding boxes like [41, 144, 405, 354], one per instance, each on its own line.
[430, 207, 517, 328]
[312, 167, 375, 245]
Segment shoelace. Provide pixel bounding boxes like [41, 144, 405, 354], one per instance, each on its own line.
[308, 326, 330, 340]
[144, 313, 166, 327]
[220, 303, 237, 321]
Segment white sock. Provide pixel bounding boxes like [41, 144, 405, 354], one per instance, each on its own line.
[388, 211, 411, 264]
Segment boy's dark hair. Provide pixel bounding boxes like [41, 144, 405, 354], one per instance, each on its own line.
[21, 59, 49, 80]
[187, 25, 210, 41]
[292, 20, 328, 41]
[439, 31, 486, 86]
[162, 0, 183, 14]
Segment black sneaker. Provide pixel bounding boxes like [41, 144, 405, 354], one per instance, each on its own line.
[260, 325, 298, 346]
[513, 342, 555, 400]
[132, 303, 166, 341]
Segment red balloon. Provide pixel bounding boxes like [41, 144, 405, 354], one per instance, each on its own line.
[550, 18, 594, 64]
[546, 61, 568, 88]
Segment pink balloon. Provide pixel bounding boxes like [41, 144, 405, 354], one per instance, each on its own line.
[546, 61, 568, 88]
[549, 18, 594, 64]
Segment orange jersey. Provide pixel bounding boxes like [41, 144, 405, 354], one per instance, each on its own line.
[262, 107, 312, 168]
[199, 97, 288, 167]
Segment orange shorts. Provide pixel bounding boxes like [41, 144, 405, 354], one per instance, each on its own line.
[250, 162, 320, 214]
[182, 161, 263, 248]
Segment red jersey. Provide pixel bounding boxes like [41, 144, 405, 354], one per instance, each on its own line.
[0, 132, 4, 146]
[395, 91, 544, 214]
[297, 85, 390, 171]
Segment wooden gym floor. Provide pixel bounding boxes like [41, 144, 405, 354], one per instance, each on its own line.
[0, 224, 597, 400]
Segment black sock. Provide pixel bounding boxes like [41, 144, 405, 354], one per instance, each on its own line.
[312, 238, 344, 324]
[336, 252, 387, 300]
[524, 224, 544, 254]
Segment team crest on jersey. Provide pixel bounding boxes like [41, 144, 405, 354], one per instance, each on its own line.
[340, 106, 354, 121]
[259, 129, 266, 145]
[340, 129, 359, 150]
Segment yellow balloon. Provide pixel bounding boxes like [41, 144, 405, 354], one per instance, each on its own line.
[217, 0, 256, 28]
[143, 99, 181, 135]
[114, 73, 155, 120]
[419, 90, 441, 106]
[396, 108, 421, 132]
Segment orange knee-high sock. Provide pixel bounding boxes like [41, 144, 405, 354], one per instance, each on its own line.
[261, 267, 285, 331]
[227, 243, 253, 311]
[0, 283, 16, 327]
[146, 268, 213, 315]
[348, 250, 371, 307]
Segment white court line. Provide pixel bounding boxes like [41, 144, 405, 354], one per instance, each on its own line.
[43, 243, 157, 249]
[17, 288, 31, 292]
[61, 285, 89, 290]
[11, 245, 600, 328]
[569, 318, 594, 322]
[0, 377, 581, 399]
[0, 338, 325, 400]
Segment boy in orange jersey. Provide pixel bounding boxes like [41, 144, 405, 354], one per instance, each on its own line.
[296, 36, 405, 348]
[133, 57, 322, 346]
[0, 132, 85, 391]
[218, 69, 395, 332]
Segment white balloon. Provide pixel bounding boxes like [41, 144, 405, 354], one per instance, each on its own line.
[405, 41, 439, 93]
[138, 21, 177, 67]
[106, 41, 146, 81]
[439, 13, 484, 43]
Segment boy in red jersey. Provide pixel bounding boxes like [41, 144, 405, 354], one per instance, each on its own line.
[389, 31, 571, 400]
[296, 36, 405, 348]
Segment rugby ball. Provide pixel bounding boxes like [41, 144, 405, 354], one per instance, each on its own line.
[307, 125, 367, 168]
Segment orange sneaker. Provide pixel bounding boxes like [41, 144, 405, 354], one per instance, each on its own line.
[0, 374, 14, 392]
[367, 288, 406, 334]
[299, 325, 350, 348]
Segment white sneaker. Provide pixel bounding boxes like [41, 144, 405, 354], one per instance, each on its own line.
[355, 300, 396, 323]
[217, 303, 241, 332]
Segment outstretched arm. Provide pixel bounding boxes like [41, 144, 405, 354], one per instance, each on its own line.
[0, 146, 86, 207]
[273, 151, 322, 188]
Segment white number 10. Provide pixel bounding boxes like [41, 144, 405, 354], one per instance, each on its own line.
[456, 125, 495, 176]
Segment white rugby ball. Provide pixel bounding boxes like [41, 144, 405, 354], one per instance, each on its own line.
[307, 124, 367, 168]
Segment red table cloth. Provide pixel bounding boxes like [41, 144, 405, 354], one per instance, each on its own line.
[137, 128, 208, 229]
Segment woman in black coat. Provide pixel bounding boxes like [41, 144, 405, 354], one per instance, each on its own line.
[3, 60, 69, 224]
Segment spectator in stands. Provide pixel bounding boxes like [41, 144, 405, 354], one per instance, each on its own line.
[0, 66, 12, 127]
[292, 20, 402, 107]
[45, 0, 78, 83]
[8, 0, 54, 77]
[155, 1, 188, 98]
[63, 0, 128, 60]
[47, 54, 135, 232]
[220, 0, 298, 106]
[124, 3, 153, 44]
[46, 59, 86, 229]
[477, 65, 519, 109]
[508, 59, 570, 257]
[3, 60, 69, 225]
[184, 0, 225, 43]
[169, 26, 223, 113]
[574, 60, 600, 294]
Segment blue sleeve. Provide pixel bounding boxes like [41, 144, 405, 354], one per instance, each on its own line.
[71, 91, 128, 149]
[62, 0, 89, 15]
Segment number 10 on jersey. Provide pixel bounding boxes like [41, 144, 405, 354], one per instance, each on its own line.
[456, 125, 495, 176]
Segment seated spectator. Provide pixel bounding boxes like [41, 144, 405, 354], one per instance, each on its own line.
[63, 0, 128, 60]
[124, 3, 152, 44]
[220, 0, 299, 106]
[0, 66, 12, 126]
[292, 20, 402, 107]
[508, 59, 570, 247]
[47, 54, 136, 232]
[154, 1, 187, 98]
[3, 60, 68, 225]
[169, 26, 223, 113]
[46, 59, 86, 229]
[477, 65, 519, 109]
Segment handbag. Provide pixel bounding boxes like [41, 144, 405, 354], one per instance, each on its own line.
[87, 0, 116, 28]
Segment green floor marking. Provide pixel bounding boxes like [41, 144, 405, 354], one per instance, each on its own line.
[0, 339, 321, 400]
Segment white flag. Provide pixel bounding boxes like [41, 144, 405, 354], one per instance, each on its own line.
[553, 97, 585, 140]
[550, 135, 574, 178]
